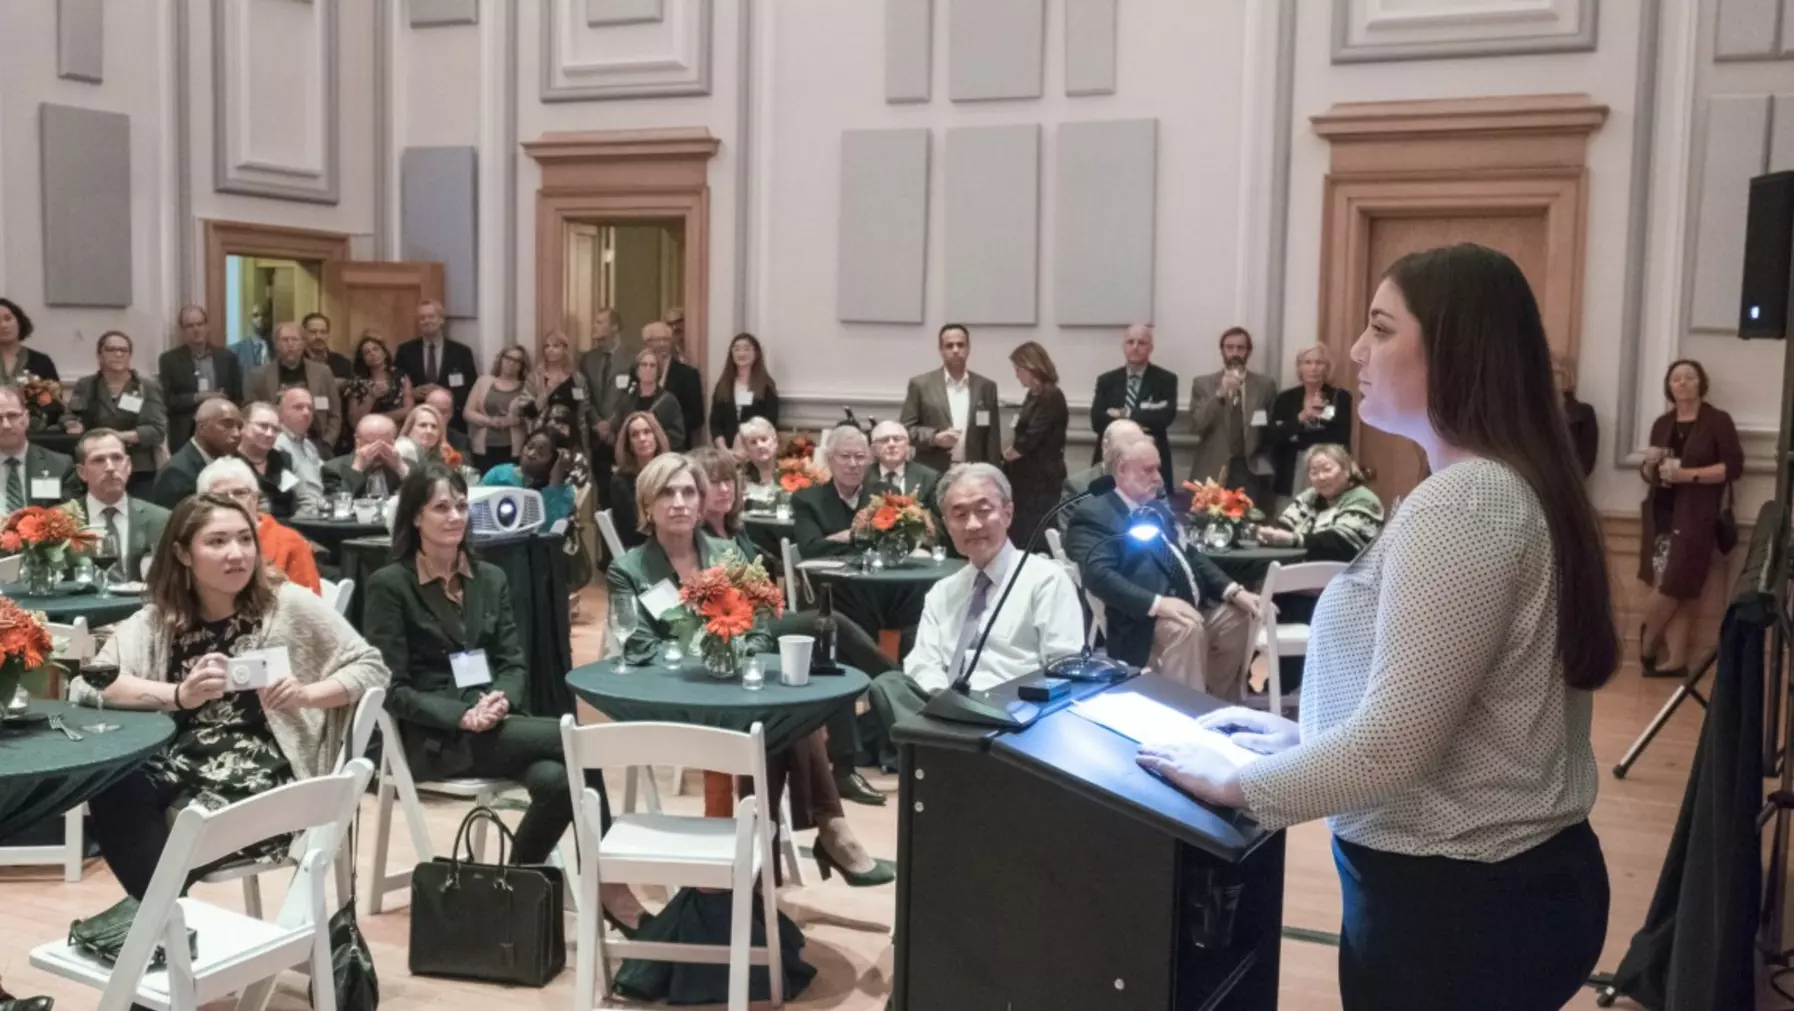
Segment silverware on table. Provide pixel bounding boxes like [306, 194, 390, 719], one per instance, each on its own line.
[47, 714, 84, 741]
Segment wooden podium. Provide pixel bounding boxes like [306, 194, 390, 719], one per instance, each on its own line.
[890, 674, 1285, 1010]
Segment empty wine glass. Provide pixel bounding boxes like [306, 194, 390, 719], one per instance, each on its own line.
[80, 662, 121, 734]
[608, 595, 639, 668]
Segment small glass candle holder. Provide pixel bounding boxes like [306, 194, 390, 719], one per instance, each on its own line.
[741, 656, 765, 691]
[930, 543, 947, 565]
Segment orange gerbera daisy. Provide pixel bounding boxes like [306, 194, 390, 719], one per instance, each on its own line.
[872, 505, 899, 531]
[701, 587, 756, 639]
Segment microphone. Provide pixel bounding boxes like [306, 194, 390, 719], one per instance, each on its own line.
[919, 475, 1114, 729]
[1127, 501, 1200, 603]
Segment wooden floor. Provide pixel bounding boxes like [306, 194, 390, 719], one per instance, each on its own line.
[0, 584, 1751, 1010]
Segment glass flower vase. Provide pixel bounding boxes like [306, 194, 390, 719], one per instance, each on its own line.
[701, 636, 743, 680]
[21, 551, 60, 596]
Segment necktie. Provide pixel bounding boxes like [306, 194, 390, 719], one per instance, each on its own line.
[952, 572, 994, 681]
[4, 459, 21, 512]
[425, 342, 438, 383]
[369, 471, 388, 499]
[886, 470, 901, 490]
[103, 506, 121, 558]
[1126, 374, 1141, 414]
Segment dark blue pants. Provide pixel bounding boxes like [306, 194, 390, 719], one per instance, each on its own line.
[1334, 821, 1609, 1011]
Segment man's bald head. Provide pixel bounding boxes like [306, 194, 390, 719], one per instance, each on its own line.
[1101, 418, 1146, 454]
[355, 412, 397, 446]
[1123, 323, 1154, 367]
[194, 399, 244, 457]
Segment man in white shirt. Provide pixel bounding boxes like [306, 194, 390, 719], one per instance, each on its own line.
[274, 387, 325, 498]
[73, 428, 169, 580]
[866, 462, 1085, 758]
[899, 324, 1003, 474]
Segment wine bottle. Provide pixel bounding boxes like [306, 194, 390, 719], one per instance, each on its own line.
[812, 585, 838, 669]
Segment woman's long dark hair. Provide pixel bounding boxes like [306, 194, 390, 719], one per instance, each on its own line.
[712, 332, 775, 404]
[353, 335, 393, 379]
[390, 463, 474, 565]
[1384, 243, 1616, 691]
[148, 493, 278, 632]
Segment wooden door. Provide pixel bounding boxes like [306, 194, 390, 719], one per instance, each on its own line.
[321, 261, 446, 359]
[1346, 212, 1554, 505]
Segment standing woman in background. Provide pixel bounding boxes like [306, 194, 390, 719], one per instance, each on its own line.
[1556, 353, 1598, 479]
[1638, 358, 1742, 678]
[532, 330, 596, 443]
[0, 298, 59, 383]
[1001, 341, 1068, 547]
[609, 410, 672, 550]
[466, 345, 532, 474]
[345, 333, 414, 430]
[1267, 344, 1353, 502]
[1140, 244, 1615, 1010]
[612, 347, 686, 452]
[64, 330, 166, 499]
[710, 332, 780, 450]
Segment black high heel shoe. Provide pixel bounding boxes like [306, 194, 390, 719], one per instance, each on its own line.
[813, 843, 896, 887]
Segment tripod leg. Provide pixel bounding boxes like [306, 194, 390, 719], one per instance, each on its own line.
[1613, 653, 1716, 780]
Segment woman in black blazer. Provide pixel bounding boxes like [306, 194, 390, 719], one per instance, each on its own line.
[611, 348, 686, 452]
[608, 409, 673, 549]
[1268, 344, 1353, 500]
[1002, 342, 1069, 547]
[709, 332, 780, 450]
[0, 297, 60, 384]
[65, 330, 167, 499]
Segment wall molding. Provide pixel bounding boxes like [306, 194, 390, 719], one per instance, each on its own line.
[409, 0, 478, 28]
[539, 0, 712, 102]
[1332, 0, 1599, 63]
[211, 0, 342, 204]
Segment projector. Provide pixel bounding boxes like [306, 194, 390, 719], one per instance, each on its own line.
[466, 486, 545, 539]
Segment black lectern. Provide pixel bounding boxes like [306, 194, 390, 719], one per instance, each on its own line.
[891, 674, 1284, 1010]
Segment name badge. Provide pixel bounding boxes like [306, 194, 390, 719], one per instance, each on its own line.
[196, 377, 211, 392]
[1250, 409, 1268, 427]
[1321, 404, 1336, 421]
[277, 470, 299, 492]
[118, 393, 144, 413]
[236, 646, 293, 682]
[447, 373, 466, 388]
[615, 374, 630, 390]
[315, 395, 330, 411]
[639, 578, 682, 620]
[30, 477, 60, 500]
[572, 386, 586, 402]
[734, 388, 754, 407]
[974, 409, 991, 427]
[450, 649, 493, 688]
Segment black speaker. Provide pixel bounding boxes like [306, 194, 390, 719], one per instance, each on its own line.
[1740, 170, 1794, 339]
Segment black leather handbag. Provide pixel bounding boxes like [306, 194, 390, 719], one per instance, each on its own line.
[408, 806, 565, 987]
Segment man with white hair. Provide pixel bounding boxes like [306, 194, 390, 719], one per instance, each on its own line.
[1061, 418, 1147, 524]
[1090, 324, 1179, 490]
[867, 420, 940, 503]
[791, 424, 875, 559]
[395, 300, 478, 432]
[196, 456, 321, 593]
[866, 462, 1085, 756]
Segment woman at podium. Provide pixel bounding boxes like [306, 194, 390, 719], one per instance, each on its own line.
[1138, 244, 1615, 1011]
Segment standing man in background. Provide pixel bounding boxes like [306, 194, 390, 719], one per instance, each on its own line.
[646, 319, 704, 450]
[1090, 323, 1179, 491]
[395, 300, 478, 433]
[900, 324, 1003, 476]
[245, 322, 342, 449]
[231, 302, 275, 372]
[159, 304, 242, 452]
[1188, 326, 1277, 503]
[302, 312, 354, 380]
[581, 307, 628, 500]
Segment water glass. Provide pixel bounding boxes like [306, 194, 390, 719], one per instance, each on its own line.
[353, 499, 380, 525]
[662, 637, 685, 666]
[332, 492, 354, 520]
[608, 596, 639, 667]
[930, 543, 947, 565]
[775, 501, 792, 521]
[741, 656, 765, 691]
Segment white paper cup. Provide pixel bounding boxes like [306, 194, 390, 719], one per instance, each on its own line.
[778, 635, 814, 686]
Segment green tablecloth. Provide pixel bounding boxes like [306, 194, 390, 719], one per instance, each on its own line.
[1189, 545, 1308, 591]
[741, 513, 795, 561]
[3, 583, 146, 626]
[804, 557, 963, 635]
[0, 699, 173, 837]
[287, 516, 387, 564]
[565, 658, 868, 754]
[340, 531, 575, 717]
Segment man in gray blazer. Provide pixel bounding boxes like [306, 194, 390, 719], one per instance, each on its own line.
[1188, 326, 1278, 503]
[0, 386, 76, 509]
[71, 429, 169, 579]
[245, 322, 342, 448]
[899, 323, 1004, 476]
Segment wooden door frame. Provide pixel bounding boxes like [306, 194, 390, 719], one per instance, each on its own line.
[521, 128, 718, 378]
[202, 219, 352, 349]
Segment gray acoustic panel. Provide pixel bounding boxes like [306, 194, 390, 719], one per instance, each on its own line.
[1690, 95, 1771, 331]
[948, 0, 1043, 102]
[587, 0, 664, 25]
[885, 0, 933, 104]
[1715, 0, 1783, 59]
[410, 0, 478, 27]
[1785, 0, 1794, 55]
[1064, 0, 1116, 96]
[838, 129, 930, 324]
[944, 124, 1039, 324]
[1055, 119, 1157, 326]
[40, 104, 132, 307]
[1774, 94, 1794, 170]
[401, 146, 479, 318]
[58, 0, 103, 83]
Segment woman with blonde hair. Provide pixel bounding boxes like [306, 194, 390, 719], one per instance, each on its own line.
[465, 344, 532, 473]
[1002, 341, 1068, 547]
[735, 415, 782, 504]
[1268, 343, 1354, 499]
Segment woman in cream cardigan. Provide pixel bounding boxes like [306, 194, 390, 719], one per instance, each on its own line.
[74, 493, 389, 899]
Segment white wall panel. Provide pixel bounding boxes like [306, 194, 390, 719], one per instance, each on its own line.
[212, 0, 340, 203]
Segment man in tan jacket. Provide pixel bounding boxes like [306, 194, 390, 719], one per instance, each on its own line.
[246, 321, 342, 448]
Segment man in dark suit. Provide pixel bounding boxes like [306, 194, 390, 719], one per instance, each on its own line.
[159, 304, 244, 453]
[1090, 324, 1179, 490]
[0, 386, 77, 508]
[899, 323, 1003, 475]
[1064, 437, 1258, 700]
[867, 420, 941, 504]
[150, 399, 243, 509]
[323, 414, 409, 498]
[71, 429, 170, 579]
[303, 312, 354, 380]
[645, 319, 704, 450]
[791, 426, 873, 559]
[395, 300, 478, 433]
[1060, 418, 1146, 530]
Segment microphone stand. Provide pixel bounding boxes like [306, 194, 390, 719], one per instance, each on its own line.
[919, 482, 1109, 729]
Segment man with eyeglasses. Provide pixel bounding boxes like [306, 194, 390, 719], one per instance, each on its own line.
[71, 428, 168, 580]
[158, 304, 243, 452]
[0, 385, 75, 510]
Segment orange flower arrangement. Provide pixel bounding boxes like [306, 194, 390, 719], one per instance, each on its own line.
[784, 434, 817, 461]
[441, 443, 464, 470]
[676, 548, 784, 673]
[1183, 479, 1253, 523]
[2, 502, 97, 592]
[0, 597, 53, 674]
[851, 492, 936, 558]
[776, 456, 829, 493]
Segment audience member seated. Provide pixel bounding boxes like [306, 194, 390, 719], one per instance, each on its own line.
[734, 416, 782, 507]
[159, 304, 243, 453]
[1556, 352, 1598, 479]
[612, 345, 687, 452]
[1254, 444, 1384, 563]
[866, 463, 1084, 764]
[0, 297, 60, 381]
[302, 312, 354, 380]
[465, 345, 531, 474]
[609, 410, 671, 550]
[607, 454, 894, 883]
[364, 464, 648, 931]
[198, 457, 322, 594]
[74, 492, 386, 899]
[274, 387, 327, 499]
[63, 330, 166, 501]
[72, 428, 170, 580]
[0, 385, 76, 509]
[1065, 438, 1259, 700]
[710, 332, 780, 451]
[1268, 344, 1354, 502]
[238, 401, 319, 519]
[399, 402, 462, 473]
[345, 333, 414, 433]
[246, 321, 341, 449]
[395, 300, 478, 434]
[151, 398, 242, 509]
[792, 425, 874, 559]
[417, 384, 474, 457]
[868, 420, 939, 502]
[482, 427, 577, 526]
[1059, 418, 1146, 529]
[324, 414, 409, 499]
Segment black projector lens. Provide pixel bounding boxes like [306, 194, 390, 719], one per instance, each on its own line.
[496, 498, 518, 527]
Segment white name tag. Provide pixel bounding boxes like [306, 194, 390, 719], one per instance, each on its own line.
[277, 470, 299, 492]
[450, 649, 493, 688]
[639, 578, 682, 620]
[1140, 399, 1166, 411]
[196, 377, 211, 392]
[118, 393, 144, 413]
[1321, 404, 1336, 421]
[615, 374, 630, 389]
[447, 373, 466, 388]
[30, 477, 60, 500]
[572, 386, 586, 402]
[734, 388, 754, 407]
[1250, 409, 1268, 427]
[316, 396, 330, 411]
[974, 410, 991, 427]
[236, 646, 293, 682]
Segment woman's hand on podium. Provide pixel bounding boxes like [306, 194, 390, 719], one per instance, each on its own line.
[1198, 707, 1300, 756]
[1137, 741, 1247, 808]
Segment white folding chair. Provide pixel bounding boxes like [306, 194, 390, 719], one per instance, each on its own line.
[597, 508, 627, 562]
[1251, 561, 1347, 715]
[0, 619, 94, 882]
[1044, 528, 1069, 565]
[199, 685, 387, 918]
[318, 577, 354, 616]
[561, 717, 785, 1011]
[0, 553, 22, 582]
[29, 759, 373, 1011]
[1045, 532, 1107, 648]
[780, 537, 811, 608]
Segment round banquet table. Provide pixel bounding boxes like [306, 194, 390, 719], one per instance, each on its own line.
[741, 512, 795, 561]
[1187, 544, 1309, 591]
[286, 515, 388, 564]
[0, 699, 174, 838]
[3, 582, 147, 627]
[566, 657, 868, 755]
[803, 556, 964, 656]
